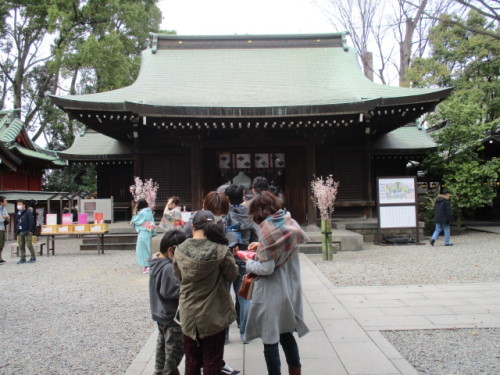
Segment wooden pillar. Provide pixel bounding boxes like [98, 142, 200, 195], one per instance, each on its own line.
[363, 150, 373, 218]
[132, 118, 142, 178]
[133, 153, 142, 177]
[306, 143, 317, 226]
[190, 142, 203, 210]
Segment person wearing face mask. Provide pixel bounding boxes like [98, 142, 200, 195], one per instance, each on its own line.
[14, 200, 36, 264]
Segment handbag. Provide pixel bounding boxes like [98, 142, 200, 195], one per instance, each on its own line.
[238, 251, 294, 300]
[238, 273, 260, 300]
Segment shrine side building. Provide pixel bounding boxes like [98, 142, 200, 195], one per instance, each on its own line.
[52, 33, 452, 224]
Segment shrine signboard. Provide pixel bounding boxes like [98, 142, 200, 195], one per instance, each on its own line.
[377, 177, 418, 231]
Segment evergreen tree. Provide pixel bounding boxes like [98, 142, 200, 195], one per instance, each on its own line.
[408, 11, 500, 223]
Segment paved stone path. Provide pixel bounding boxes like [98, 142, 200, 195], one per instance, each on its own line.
[125, 254, 500, 375]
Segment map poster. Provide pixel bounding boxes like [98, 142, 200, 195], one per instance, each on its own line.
[379, 205, 417, 229]
[377, 177, 416, 205]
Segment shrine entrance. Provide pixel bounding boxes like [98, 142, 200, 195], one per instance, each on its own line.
[202, 146, 309, 223]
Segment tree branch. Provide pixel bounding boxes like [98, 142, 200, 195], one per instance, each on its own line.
[442, 17, 500, 40]
[454, 0, 499, 21]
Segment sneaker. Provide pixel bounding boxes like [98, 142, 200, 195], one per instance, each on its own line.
[221, 364, 240, 375]
[28, 257, 36, 263]
[445, 243, 453, 246]
[142, 267, 149, 274]
[17, 258, 27, 264]
[0, 259, 6, 263]
[430, 239, 435, 246]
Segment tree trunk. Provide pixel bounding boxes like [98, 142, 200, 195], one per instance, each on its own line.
[399, 0, 428, 86]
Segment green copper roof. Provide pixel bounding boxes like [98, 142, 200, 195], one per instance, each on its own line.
[59, 129, 133, 159]
[51, 33, 451, 116]
[0, 110, 66, 168]
[11, 145, 67, 166]
[0, 111, 24, 143]
[372, 124, 436, 151]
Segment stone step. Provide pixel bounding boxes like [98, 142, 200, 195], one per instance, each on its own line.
[82, 234, 137, 244]
[109, 227, 137, 234]
[298, 243, 322, 254]
[303, 229, 364, 251]
[80, 243, 136, 251]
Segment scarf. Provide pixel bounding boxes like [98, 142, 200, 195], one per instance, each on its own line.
[255, 209, 309, 263]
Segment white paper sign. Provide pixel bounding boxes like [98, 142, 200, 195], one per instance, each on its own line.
[379, 206, 417, 228]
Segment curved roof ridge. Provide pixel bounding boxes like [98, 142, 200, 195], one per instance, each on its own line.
[51, 34, 451, 115]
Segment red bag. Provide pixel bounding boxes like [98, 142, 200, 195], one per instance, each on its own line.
[238, 273, 260, 300]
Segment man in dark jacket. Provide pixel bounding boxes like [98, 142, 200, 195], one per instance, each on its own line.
[430, 189, 453, 246]
[224, 184, 259, 343]
[15, 200, 36, 264]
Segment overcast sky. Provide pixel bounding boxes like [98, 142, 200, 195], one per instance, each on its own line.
[158, 0, 335, 35]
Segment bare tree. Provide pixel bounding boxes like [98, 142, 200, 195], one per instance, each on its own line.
[319, 0, 387, 81]
[316, 0, 458, 85]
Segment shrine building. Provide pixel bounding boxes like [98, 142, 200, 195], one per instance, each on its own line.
[51, 33, 452, 224]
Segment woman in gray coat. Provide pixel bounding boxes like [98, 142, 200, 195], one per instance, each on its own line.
[241, 192, 309, 375]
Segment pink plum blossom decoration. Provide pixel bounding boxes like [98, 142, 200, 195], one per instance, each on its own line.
[130, 177, 159, 208]
[310, 175, 340, 221]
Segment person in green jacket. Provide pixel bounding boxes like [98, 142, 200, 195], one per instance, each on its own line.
[173, 210, 238, 375]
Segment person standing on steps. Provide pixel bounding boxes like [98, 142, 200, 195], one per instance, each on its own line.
[430, 189, 453, 247]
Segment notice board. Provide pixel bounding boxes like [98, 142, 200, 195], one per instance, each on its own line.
[377, 177, 418, 230]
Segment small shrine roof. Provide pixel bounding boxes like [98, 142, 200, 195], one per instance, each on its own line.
[372, 124, 436, 151]
[59, 129, 133, 160]
[0, 110, 66, 169]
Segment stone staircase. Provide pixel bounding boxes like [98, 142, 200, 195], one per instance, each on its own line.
[79, 222, 364, 253]
[298, 226, 364, 254]
[79, 225, 137, 251]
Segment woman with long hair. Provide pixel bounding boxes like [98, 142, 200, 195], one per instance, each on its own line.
[131, 198, 156, 273]
[243, 191, 309, 375]
[173, 210, 238, 375]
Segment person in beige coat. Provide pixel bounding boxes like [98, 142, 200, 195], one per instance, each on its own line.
[173, 210, 238, 375]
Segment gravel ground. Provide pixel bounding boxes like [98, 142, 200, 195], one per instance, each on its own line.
[309, 231, 500, 287]
[382, 328, 500, 375]
[0, 231, 498, 375]
[309, 230, 500, 375]
[0, 238, 154, 375]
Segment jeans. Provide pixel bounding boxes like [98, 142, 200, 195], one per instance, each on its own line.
[263, 332, 301, 375]
[231, 262, 251, 337]
[432, 223, 452, 245]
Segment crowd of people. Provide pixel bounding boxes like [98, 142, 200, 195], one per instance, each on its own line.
[131, 177, 310, 375]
